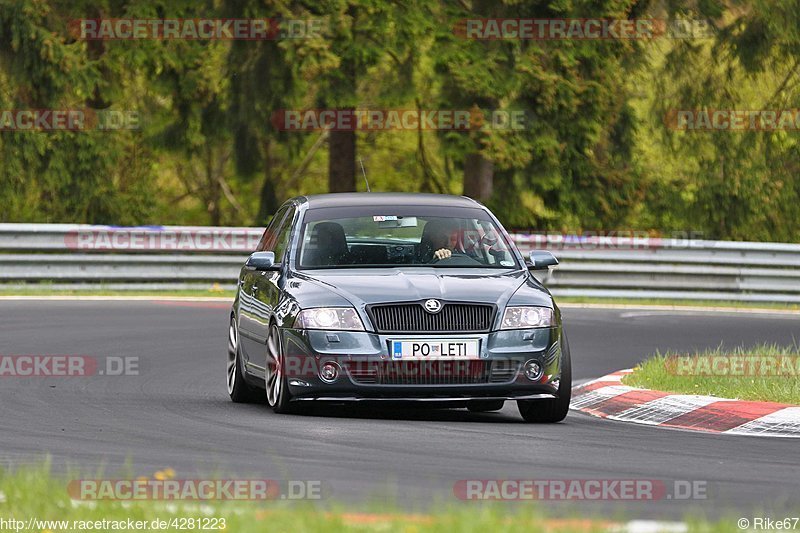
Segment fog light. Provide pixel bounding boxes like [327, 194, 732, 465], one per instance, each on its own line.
[319, 361, 339, 383]
[524, 359, 543, 381]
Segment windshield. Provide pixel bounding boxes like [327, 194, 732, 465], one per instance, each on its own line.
[296, 207, 518, 269]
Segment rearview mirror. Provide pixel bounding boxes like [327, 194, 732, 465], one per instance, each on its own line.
[245, 251, 278, 271]
[528, 250, 559, 270]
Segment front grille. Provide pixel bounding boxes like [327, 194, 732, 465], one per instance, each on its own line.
[369, 302, 494, 333]
[347, 360, 491, 385]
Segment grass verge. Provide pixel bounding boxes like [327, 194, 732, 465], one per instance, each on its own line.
[0, 465, 601, 533]
[623, 344, 800, 404]
[0, 464, 759, 533]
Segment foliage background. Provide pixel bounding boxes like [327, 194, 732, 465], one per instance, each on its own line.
[1, 0, 798, 242]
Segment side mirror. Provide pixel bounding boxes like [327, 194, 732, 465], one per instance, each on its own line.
[528, 250, 558, 270]
[245, 251, 278, 271]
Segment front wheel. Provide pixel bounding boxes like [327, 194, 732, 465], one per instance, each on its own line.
[517, 331, 572, 423]
[266, 323, 296, 414]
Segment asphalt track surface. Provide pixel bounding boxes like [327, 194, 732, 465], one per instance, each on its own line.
[1, 300, 798, 520]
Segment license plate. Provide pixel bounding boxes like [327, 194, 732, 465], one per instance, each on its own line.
[391, 339, 480, 360]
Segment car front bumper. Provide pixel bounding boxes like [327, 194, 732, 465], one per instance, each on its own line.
[281, 326, 564, 401]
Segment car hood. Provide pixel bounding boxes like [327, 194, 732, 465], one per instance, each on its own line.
[292, 268, 552, 310]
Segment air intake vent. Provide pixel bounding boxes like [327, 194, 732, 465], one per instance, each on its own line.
[489, 360, 520, 383]
[346, 362, 378, 384]
[347, 360, 491, 385]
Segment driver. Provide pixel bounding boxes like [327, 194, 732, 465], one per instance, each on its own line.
[419, 219, 459, 262]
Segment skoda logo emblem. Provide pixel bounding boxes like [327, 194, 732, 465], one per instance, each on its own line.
[423, 299, 443, 313]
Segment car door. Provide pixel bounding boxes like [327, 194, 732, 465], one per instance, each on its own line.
[251, 204, 296, 331]
[239, 206, 289, 371]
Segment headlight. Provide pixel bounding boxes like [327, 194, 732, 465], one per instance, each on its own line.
[294, 307, 365, 331]
[501, 306, 554, 329]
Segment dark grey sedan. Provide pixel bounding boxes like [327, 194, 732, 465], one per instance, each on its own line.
[227, 193, 571, 422]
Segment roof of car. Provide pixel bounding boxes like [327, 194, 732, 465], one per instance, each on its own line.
[297, 192, 482, 209]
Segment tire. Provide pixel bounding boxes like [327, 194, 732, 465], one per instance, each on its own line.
[227, 316, 263, 403]
[517, 331, 572, 423]
[467, 400, 505, 412]
[266, 322, 296, 414]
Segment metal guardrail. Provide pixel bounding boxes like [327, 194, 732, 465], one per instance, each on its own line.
[1, 223, 799, 302]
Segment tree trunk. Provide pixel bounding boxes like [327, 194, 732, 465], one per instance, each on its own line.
[256, 139, 280, 225]
[328, 120, 356, 192]
[206, 147, 222, 226]
[327, 7, 358, 194]
[463, 152, 494, 201]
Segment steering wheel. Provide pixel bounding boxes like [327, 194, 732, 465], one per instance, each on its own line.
[430, 252, 482, 266]
[430, 251, 465, 262]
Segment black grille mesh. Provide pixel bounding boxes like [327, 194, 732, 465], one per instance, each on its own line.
[369, 303, 494, 333]
[347, 360, 491, 385]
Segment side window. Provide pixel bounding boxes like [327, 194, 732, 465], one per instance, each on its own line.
[272, 207, 296, 262]
[256, 206, 288, 252]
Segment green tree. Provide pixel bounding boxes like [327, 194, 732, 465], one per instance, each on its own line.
[0, 0, 155, 224]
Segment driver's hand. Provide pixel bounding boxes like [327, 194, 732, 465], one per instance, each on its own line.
[434, 248, 452, 260]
